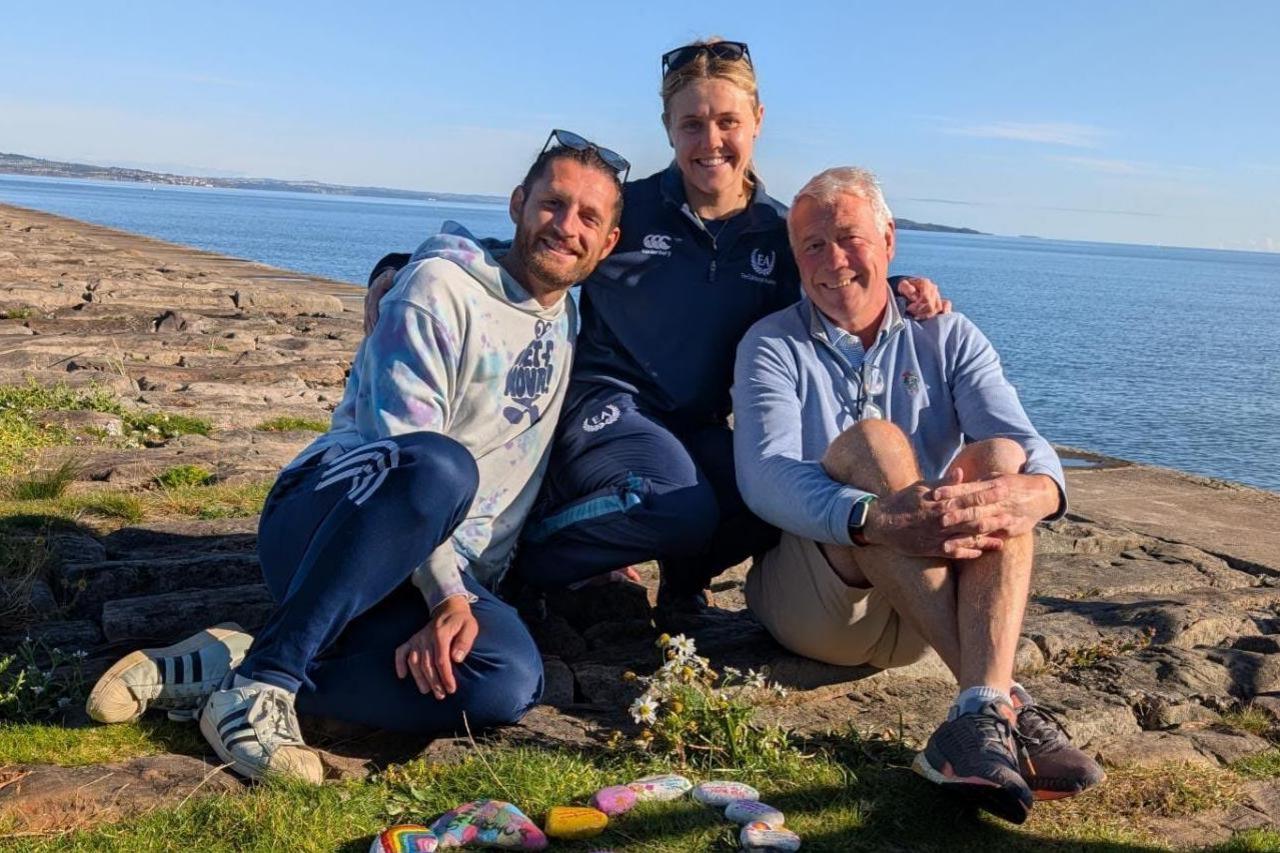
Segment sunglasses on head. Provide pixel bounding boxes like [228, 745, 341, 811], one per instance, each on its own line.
[541, 129, 630, 184]
[661, 40, 752, 77]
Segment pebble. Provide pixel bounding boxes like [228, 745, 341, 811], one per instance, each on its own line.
[429, 799, 548, 850]
[740, 822, 802, 851]
[627, 773, 693, 801]
[692, 780, 759, 807]
[724, 799, 785, 827]
[369, 824, 438, 853]
[544, 806, 609, 840]
[590, 784, 638, 816]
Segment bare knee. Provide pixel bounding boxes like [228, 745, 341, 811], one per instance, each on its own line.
[950, 437, 1026, 481]
[821, 420, 917, 493]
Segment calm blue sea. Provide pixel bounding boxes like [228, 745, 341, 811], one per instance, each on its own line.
[3, 174, 1278, 493]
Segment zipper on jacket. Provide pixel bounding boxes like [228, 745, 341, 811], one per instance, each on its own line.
[709, 258, 717, 282]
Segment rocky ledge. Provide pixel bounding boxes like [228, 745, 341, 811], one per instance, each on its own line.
[3, 203, 1280, 844]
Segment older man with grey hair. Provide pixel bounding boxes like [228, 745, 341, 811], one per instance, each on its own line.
[731, 166, 1104, 823]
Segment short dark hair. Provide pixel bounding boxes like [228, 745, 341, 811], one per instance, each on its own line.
[518, 146, 624, 228]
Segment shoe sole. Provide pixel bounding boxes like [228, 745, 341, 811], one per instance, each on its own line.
[86, 622, 247, 724]
[912, 751, 1031, 824]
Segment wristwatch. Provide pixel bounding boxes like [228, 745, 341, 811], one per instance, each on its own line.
[847, 495, 877, 546]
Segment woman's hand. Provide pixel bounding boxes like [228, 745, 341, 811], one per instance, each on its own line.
[394, 596, 478, 699]
[897, 276, 952, 320]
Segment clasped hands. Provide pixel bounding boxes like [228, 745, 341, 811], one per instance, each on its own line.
[863, 469, 1058, 560]
[394, 596, 477, 700]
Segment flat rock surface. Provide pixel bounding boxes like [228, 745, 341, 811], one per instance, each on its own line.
[5, 204, 1280, 843]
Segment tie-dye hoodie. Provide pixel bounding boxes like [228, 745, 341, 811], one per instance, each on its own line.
[289, 222, 576, 609]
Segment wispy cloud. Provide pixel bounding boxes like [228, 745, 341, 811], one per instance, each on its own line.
[942, 121, 1107, 148]
[905, 197, 988, 207]
[1049, 155, 1145, 175]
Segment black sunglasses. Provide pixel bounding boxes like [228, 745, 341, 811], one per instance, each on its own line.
[541, 129, 630, 184]
[661, 41, 752, 77]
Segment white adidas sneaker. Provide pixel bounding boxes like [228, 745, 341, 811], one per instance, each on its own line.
[86, 622, 253, 724]
[199, 675, 323, 784]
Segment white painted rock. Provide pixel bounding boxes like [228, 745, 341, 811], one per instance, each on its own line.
[692, 780, 759, 807]
[724, 799, 785, 827]
[627, 773, 692, 802]
[740, 821, 801, 851]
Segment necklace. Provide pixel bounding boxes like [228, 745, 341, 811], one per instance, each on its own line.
[704, 217, 731, 241]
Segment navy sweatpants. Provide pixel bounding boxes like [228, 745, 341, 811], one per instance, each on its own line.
[239, 432, 544, 734]
[516, 385, 779, 593]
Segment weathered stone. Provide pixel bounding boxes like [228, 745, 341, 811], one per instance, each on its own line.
[151, 309, 208, 333]
[61, 552, 262, 616]
[0, 619, 101, 652]
[540, 657, 575, 708]
[1017, 677, 1141, 747]
[45, 531, 107, 567]
[233, 288, 344, 315]
[1093, 731, 1216, 768]
[1235, 635, 1280, 654]
[100, 517, 258, 560]
[1186, 728, 1274, 764]
[572, 662, 637, 708]
[0, 755, 240, 833]
[35, 409, 125, 436]
[101, 583, 274, 642]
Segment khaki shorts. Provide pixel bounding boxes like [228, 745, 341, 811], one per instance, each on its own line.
[745, 532, 930, 669]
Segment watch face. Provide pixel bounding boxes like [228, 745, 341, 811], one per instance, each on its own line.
[850, 499, 870, 529]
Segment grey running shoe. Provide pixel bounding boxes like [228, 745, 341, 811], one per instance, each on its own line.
[912, 699, 1034, 824]
[86, 623, 253, 724]
[1016, 702, 1106, 800]
[199, 676, 323, 784]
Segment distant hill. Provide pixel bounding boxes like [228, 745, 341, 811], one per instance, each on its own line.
[0, 152, 985, 234]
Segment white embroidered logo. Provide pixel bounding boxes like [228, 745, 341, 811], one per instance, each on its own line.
[750, 248, 777, 277]
[315, 439, 401, 506]
[641, 233, 673, 255]
[583, 404, 621, 433]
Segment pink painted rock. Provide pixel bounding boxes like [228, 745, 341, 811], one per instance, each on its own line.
[691, 780, 759, 807]
[724, 799, 785, 827]
[429, 799, 548, 850]
[740, 821, 802, 851]
[590, 784, 638, 816]
[369, 825, 439, 852]
[626, 773, 692, 802]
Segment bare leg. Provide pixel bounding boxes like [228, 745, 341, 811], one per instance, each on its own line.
[947, 439, 1032, 693]
[819, 420, 963, 678]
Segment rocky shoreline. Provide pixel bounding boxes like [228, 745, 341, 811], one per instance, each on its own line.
[3, 202, 1280, 844]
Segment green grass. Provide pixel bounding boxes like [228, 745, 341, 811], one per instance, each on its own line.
[126, 411, 211, 439]
[0, 719, 206, 766]
[5, 722, 1269, 851]
[8, 459, 81, 501]
[1219, 705, 1276, 739]
[1, 308, 35, 320]
[154, 464, 215, 489]
[0, 481, 271, 530]
[255, 416, 328, 433]
[1231, 749, 1280, 779]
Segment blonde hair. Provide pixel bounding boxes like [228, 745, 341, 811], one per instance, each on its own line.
[789, 167, 895, 239]
[660, 37, 760, 127]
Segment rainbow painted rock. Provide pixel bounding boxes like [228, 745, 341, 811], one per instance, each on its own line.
[369, 825, 439, 853]
[429, 800, 548, 850]
[740, 821, 802, 851]
[691, 780, 759, 807]
[724, 799, 785, 827]
[590, 785, 637, 817]
[544, 805, 608, 840]
[627, 773, 692, 802]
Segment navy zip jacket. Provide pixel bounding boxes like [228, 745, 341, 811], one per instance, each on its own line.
[570, 164, 800, 425]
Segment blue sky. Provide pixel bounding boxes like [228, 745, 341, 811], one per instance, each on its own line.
[1, 1, 1277, 251]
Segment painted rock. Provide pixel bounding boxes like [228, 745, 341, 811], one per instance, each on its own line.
[627, 773, 692, 802]
[740, 821, 801, 851]
[369, 824, 439, 853]
[544, 805, 608, 840]
[692, 780, 759, 807]
[590, 784, 637, 817]
[430, 799, 548, 850]
[724, 799, 785, 827]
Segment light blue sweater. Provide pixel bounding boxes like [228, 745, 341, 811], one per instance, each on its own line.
[731, 288, 1066, 546]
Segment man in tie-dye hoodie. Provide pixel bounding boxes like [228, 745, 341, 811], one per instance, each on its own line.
[86, 136, 625, 784]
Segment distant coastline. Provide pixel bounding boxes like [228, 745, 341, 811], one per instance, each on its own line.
[0, 152, 985, 236]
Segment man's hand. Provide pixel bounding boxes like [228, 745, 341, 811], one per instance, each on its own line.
[394, 596, 478, 699]
[897, 276, 952, 320]
[364, 268, 397, 334]
[862, 478, 1004, 559]
[930, 470, 1060, 540]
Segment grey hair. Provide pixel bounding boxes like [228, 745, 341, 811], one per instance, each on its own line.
[788, 166, 894, 240]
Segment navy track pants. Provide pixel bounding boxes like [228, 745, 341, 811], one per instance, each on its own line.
[240, 431, 544, 734]
[516, 385, 779, 593]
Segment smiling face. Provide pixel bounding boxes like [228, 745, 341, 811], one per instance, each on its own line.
[507, 156, 621, 300]
[664, 78, 762, 212]
[790, 192, 896, 334]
